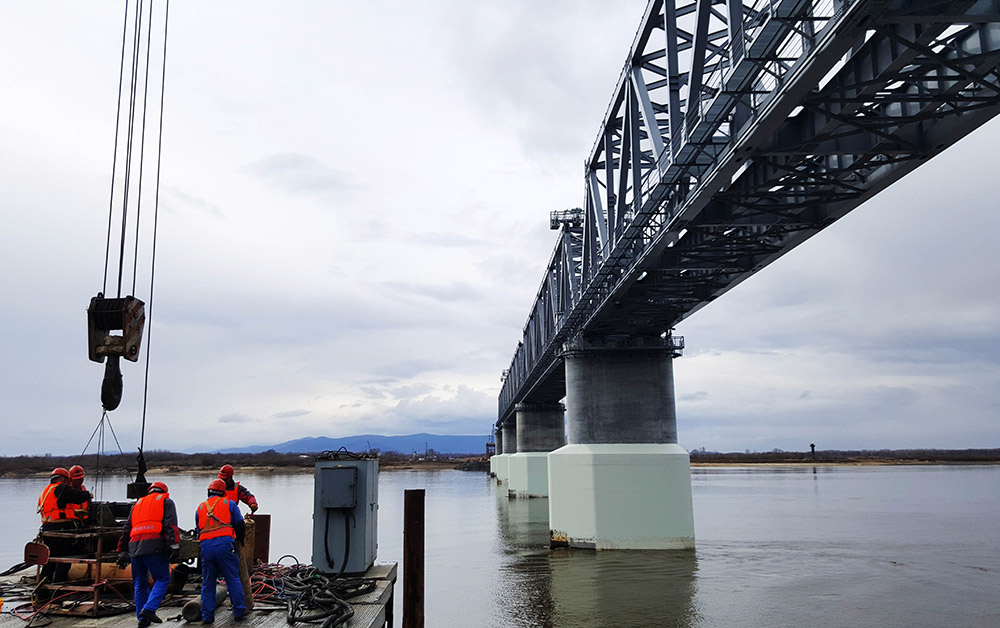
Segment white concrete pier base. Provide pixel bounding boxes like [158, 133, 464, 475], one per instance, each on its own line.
[548, 443, 694, 549]
[507, 452, 550, 498]
[489, 455, 497, 477]
[495, 454, 511, 483]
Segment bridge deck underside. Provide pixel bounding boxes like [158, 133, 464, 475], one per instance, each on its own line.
[499, 0, 1000, 425]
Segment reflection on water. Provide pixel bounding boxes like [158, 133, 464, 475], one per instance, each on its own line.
[3, 465, 1000, 627]
[494, 490, 700, 628]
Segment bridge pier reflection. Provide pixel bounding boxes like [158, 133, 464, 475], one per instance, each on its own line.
[508, 403, 566, 498]
[494, 489, 699, 626]
[549, 337, 694, 549]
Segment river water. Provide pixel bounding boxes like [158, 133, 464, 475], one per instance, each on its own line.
[4, 465, 999, 627]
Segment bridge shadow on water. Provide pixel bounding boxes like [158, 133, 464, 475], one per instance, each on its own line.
[493, 490, 700, 628]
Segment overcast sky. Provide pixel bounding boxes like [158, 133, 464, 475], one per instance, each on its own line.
[2, 1, 998, 457]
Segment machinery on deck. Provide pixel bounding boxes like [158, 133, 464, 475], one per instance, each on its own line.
[24, 0, 174, 616]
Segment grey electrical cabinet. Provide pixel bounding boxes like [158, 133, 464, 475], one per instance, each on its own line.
[312, 453, 378, 575]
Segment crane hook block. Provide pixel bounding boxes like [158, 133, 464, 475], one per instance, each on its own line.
[87, 293, 146, 364]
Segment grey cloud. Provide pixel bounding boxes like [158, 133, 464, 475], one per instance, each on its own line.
[379, 359, 452, 379]
[165, 186, 226, 219]
[218, 413, 257, 424]
[680, 391, 709, 402]
[407, 231, 490, 249]
[381, 281, 482, 303]
[360, 386, 387, 400]
[246, 153, 359, 200]
[272, 409, 311, 418]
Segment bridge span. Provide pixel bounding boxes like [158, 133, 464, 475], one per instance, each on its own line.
[493, 0, 1000, 549]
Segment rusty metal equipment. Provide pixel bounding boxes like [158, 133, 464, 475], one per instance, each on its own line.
[32, 525, 131, 617]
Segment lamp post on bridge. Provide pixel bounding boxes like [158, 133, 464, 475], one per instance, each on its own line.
[548, 333, 694, 550]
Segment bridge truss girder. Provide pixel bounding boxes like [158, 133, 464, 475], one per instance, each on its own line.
[499, 0, 1000, 424]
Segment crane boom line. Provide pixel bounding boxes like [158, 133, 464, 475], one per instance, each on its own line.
[117, 0, 144, 298]
[103, 0, 131, 295]
[131, 0, 157, 297]
[139, 0, 169, 453]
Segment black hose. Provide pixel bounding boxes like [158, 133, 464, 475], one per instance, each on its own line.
[252, 563, 375, 628]
[322, 510, 351, 579]
[0, 562, 31, 577]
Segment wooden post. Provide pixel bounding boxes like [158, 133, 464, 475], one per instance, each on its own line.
[250, 514, 271, 564]
[238, 519, 255, 610]
[402, 489, 424, 628]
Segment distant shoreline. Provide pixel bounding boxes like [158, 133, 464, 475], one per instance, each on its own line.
[2, 449, 999, 478]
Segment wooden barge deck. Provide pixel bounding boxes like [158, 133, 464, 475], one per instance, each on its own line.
[0, 563, 397, 628]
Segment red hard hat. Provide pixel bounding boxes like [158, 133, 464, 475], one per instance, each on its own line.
[218, 464, 234, 479]
[208, 478, 227, 493]
[149, 481, 168, 494]
[69, 465, 85, 480]
[51, 468, 70, 480]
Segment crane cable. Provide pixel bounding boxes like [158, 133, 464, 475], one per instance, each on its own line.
[140, 0, 170, 454]
[86, 0, 170, 492]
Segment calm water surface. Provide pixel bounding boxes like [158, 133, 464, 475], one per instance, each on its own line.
[3, 465, 998, 627]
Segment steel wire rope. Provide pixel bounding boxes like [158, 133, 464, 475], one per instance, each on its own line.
[79, 410, 131, 500]
[103, 0, 132, 294]
[116, 0, 145, 298]
[138, 0, 170, 454]
[130, 0, 158, 297]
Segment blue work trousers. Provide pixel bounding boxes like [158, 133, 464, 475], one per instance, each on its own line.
[200, 537, 245, 621]
[131, 552, 171, 618]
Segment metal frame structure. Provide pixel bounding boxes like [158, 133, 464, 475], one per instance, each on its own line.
[499, 0, 1000, 424]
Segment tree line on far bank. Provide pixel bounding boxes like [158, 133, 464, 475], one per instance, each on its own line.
[689, 448, 1000, 464]
[3, 447, 998, 477]
[0, 448, 481, 477]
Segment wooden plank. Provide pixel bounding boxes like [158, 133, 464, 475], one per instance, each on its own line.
[1, 561, 397, 628]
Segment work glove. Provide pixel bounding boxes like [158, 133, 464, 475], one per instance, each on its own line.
[116, 552, 130, 569]
[249, 503, 258, 513]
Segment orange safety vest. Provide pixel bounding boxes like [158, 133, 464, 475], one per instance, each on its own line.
[38, 483, 70, 523]
[65, 483, 89, 521]
[224, 481, 240, 504]
[197, 496, 235, 540]
[131, 492, 166, 537]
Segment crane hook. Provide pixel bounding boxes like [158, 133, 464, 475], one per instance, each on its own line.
[101, 356, 123, 411]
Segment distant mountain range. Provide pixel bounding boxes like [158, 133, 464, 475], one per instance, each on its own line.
[200, 433, 489, 455]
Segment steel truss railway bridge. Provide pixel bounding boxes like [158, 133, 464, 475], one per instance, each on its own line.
[491, 0, 1000, 549]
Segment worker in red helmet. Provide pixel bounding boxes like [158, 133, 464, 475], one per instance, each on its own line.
[37, 467, 92, 583]
[217, 464, 259, 513]
[66, 465, 90, 524]
[195, 479, 247, 623]
[117, 481, 180, 628]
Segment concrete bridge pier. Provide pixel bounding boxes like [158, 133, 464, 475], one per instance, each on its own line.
[490, 428, 501, 477]
[508, 402, 566, 498]
[495, 422, 516, 483]
[548, 337, 694, 550]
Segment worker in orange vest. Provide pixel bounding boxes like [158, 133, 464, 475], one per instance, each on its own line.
[37, 467, 91, 583]
[66, 465, 90, 524]
[195, 479, 246, 623]
[117, 481, 180, 628]
[217, 465, 258, 513]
